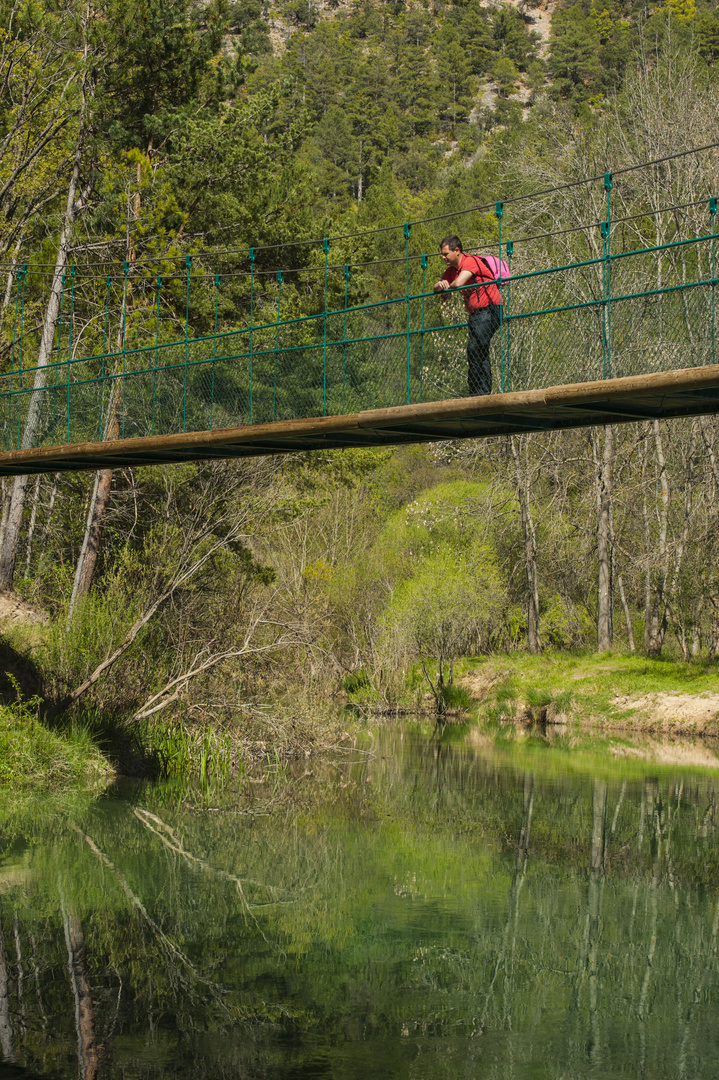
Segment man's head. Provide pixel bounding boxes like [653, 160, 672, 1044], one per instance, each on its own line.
[439, 235, 463, 270]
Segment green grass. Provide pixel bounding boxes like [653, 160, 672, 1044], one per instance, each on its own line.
[0, 693, 111, 790]
[459, 651, 719, 727]
[441, 683, 473, 712]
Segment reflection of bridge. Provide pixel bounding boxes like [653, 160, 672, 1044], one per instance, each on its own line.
[0, 218, 717, 476]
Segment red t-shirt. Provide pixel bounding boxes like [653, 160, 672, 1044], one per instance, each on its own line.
[442, 253, 502, 312]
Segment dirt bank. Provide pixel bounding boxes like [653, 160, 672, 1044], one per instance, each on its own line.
[608, 692, 719, 735]
[461, 660, 719, 736]
[0, 590, 47, 627]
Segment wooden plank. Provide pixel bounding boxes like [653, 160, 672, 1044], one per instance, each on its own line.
[0, 363, 718, 476]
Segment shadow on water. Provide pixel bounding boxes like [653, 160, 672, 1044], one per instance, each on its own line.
[1, 723, 719, 1079]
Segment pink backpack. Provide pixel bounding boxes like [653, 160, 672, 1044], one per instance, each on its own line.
[478, 254, 510, 283]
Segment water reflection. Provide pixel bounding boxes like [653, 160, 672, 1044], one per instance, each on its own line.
[1, 727, 719, 1078]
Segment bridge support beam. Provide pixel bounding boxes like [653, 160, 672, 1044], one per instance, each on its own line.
[1, 364, 719, 477]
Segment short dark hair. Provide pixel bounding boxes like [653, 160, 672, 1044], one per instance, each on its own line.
[439, 235, 462, 252]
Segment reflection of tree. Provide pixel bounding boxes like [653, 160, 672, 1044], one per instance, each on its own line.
[677, 887, 719, 1080]
[28, 932, 47, 1031]
[635, 779, 660, 1077]
[62, 906, 98, 1080]
[12, 918, 25, 1036]
[585, 778, 608, 1067]
[480, 771, 535, 1034]
[0, 921, 15, 1064]
[3, 753, 719, 1078]
[132, 807, 293, 949]
[68, 822, 226, 1001]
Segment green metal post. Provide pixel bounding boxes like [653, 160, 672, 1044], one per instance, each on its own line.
[67, 264, 76, 443]
[100, 275, 110, 439]
[505, 239, 513, 388]
[274, 270, 282, 421]
[342, 264, 350, 414]
[600, 220, 610, 377]
[18, 263, 26, 376]
[249, 247, 255, 423]
[183, 254, 191, 432]
[10, 267, 21, 374]
[496, 201, 504, 392]
[404, 223, 411, 402]
[121, 260, 128, 438]
[420, 254, 427, 404]
[18, 263, 26, 448]
[152, 275, 162, 435]
[211, 272, 220, 430]
[711, 196, 717, 366]
[322, 237, 329, 416]
[604, 171, 613, 378]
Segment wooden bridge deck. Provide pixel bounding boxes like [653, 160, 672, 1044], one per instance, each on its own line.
[1, 364, 718, 477]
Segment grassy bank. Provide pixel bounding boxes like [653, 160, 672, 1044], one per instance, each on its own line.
[457, 652, 719, 734]
[0, 687, 361, 793]
[4, 644, 717, 794]
[0, 694, 111, 790]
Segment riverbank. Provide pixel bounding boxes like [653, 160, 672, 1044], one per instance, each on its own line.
[459, 652, 719, 735]
[0, 695, 111, 789]
[2, 645, 718, 793]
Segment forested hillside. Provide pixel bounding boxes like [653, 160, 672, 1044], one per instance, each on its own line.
[0, 0, 718, 746]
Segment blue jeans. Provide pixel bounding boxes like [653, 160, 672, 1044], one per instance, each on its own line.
[467, 305, 501, 396]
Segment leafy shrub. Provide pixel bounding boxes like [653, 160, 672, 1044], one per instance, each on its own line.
[343, 670, 370, 695]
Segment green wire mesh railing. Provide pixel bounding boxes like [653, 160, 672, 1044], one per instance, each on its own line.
[0, 195, 717, 454]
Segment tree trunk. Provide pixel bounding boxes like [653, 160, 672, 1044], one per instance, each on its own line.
[608, 475, 634, 652]
[0, 479, 9, 555]
[616, 571, 635, 652]
[0, 238, 22, 326]
[668, 419, 699, 659]
[510, 435, 541, 653]
[68, 313, 125, 616]
[691, 598, 703, 657]
[0, 74, 90, 591]
[68, 335, 125, 615]
[708, 598, 719, 660]
[24, 474, 41, 573]
[594, 426, 614, 652]
[68, 470, 113, 618]
[644, 421, 670, 657]
[39, 472, 60, 550]
[69, 149, 141, 615]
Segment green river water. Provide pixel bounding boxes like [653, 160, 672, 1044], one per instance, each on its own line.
[1, 724, 719, 1079]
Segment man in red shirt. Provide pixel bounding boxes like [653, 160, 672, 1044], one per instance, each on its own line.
[433, 235, 501, 396]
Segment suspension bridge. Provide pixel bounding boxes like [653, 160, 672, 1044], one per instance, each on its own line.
[0, 168, 717, 477]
